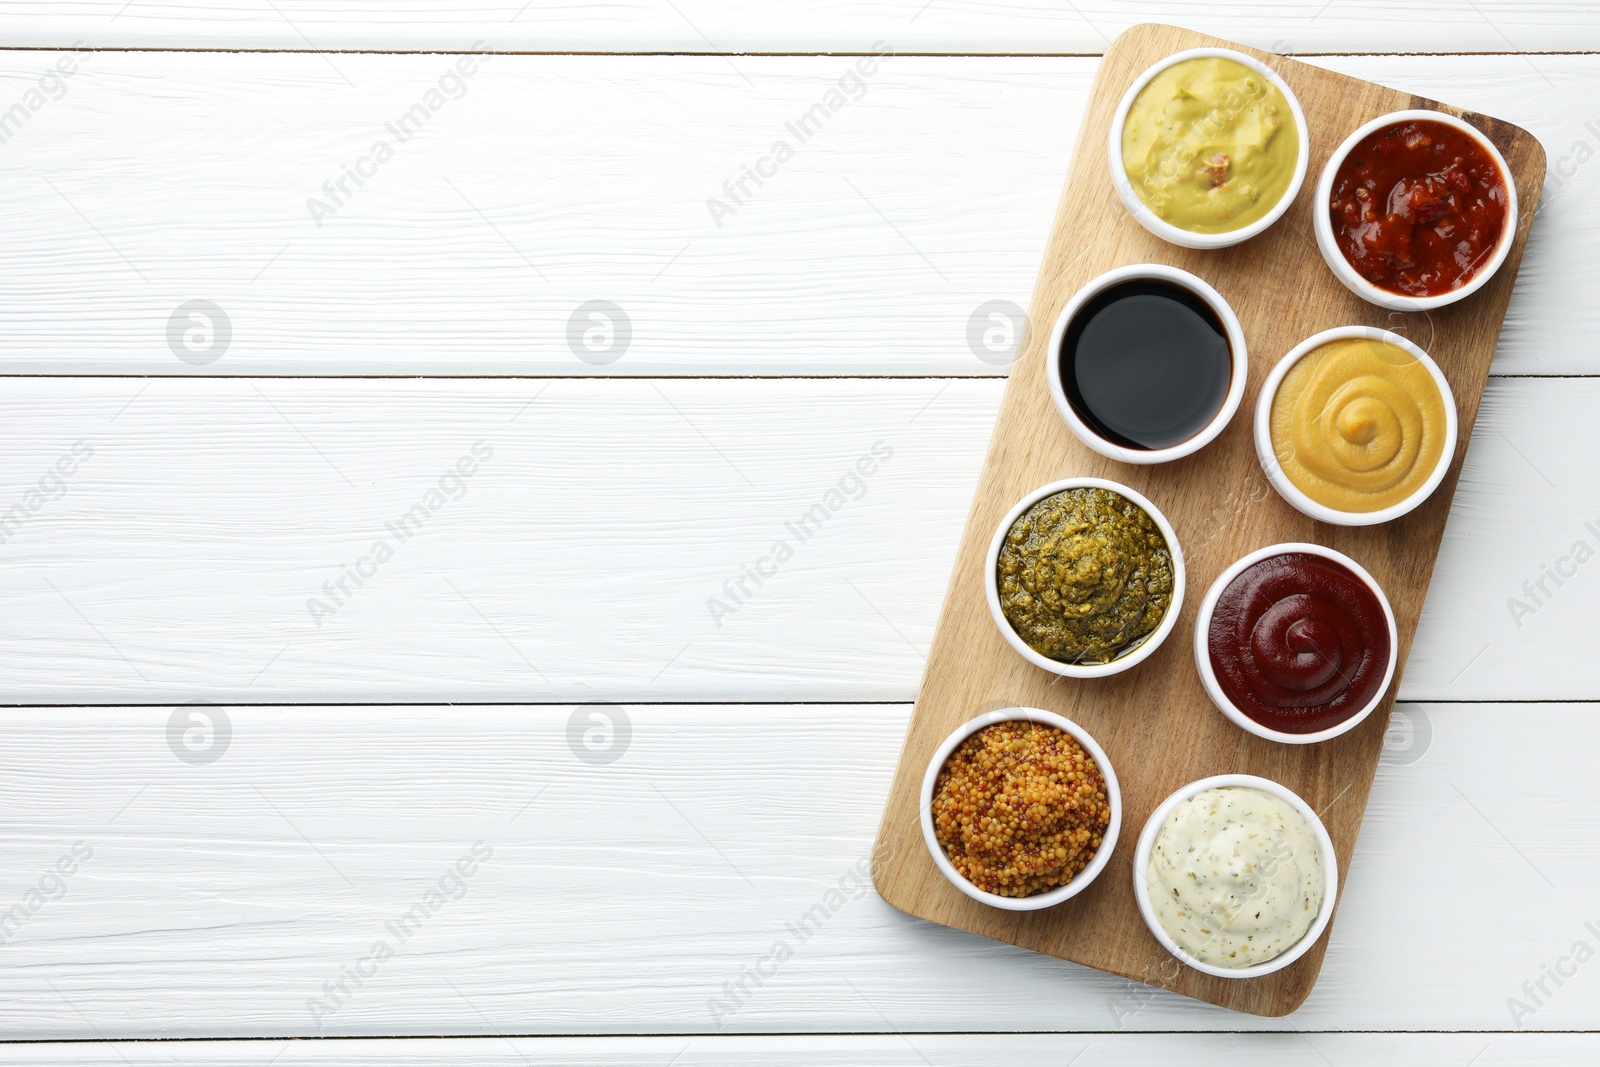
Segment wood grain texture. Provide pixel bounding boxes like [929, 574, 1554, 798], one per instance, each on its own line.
[3, 1033, 1599, 1065]
[0, 376, 1594, 704]
[0, 8, 1583, 1054]
[0, 50, 1591, 375]
[7, 0, 1600, 53]
[873, 24, 1546, 1016]
[2, 702, 1598, 1039]
[0, 378, 992, 704]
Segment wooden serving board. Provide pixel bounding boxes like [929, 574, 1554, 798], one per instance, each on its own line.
[872, 23, 1545, 1017]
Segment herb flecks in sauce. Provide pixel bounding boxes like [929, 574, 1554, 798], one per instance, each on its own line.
[997, 487, 1174, 665]
[1147, 786, 1325, 968]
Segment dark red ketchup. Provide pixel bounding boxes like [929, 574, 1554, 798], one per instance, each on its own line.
[1329, 118, 1508, 297]
[1208, 552, 1392, 734]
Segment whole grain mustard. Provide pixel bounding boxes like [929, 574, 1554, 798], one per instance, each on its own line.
[933, 721, 1111, 898]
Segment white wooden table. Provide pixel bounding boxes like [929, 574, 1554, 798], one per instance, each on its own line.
[2, 3, 1597, 1062]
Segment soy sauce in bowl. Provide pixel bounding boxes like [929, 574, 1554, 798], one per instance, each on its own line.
[1061, 278, 1233, 452]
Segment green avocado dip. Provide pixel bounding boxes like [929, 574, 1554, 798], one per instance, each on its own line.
[996, 487, 1174, 665]
[1120, 55, 1300, 234]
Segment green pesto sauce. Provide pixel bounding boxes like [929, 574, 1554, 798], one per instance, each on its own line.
[997, 487, 1174, 664]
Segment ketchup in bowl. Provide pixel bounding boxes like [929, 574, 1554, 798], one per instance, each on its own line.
[1207, 551, 1392, 735]
[1328, 118, 1509, 298]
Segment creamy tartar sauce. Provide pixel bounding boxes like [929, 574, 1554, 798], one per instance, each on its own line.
[1146, 786, 1324, 968]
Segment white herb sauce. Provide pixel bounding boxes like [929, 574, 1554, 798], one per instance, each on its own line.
[1146, 786, 1324, 968]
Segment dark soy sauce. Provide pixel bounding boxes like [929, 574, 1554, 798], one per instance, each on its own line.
[1061, 279, 1232, 451]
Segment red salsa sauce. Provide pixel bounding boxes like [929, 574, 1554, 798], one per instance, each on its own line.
[1208, 552, 1391, 735]
[1328, 118, 1508, 297]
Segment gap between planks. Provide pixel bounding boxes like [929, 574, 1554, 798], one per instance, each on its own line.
[0, 373, 1586, 380]
[0, 1030, 1593, 1036]
[0, 699, 1580, 709]
[3, 48, 1600, 58]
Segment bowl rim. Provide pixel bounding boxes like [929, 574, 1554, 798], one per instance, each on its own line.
[984, 477, 1186, 678]
[1106, 46, 1310, 250]
[1192, 541, 1400, 744]
[1131, 773, 1339, 978]
[1045, 263, 1249, 465]
[1312, 108, 1519, 310]
[919, 707, 1122, 911]
[1253, 324, 1459, 526]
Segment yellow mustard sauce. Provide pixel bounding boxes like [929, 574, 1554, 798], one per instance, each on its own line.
[1270, 337, 1450, 513]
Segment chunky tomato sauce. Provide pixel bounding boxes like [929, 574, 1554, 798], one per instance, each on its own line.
[1329, 119, 1508, 297]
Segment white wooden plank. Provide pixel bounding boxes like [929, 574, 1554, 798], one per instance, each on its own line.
[0, 52, 1070, 378]
[0, 376, 1589, 703]
[0, 377, 984, 703]
[7, 1, 1600, 54]
[1408, 376, 1600, 698]
[0, 701, 1594, 1038]
[0, 1033, 1595, 1065]
[0, 51, 1589, 376]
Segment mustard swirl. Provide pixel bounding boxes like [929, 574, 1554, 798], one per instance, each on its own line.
[1269, 337, 1449, 513]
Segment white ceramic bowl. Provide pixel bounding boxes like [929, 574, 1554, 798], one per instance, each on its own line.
[1132, 773, 1338, 978]
[1047, 264, 1248, 465]
[1107, 47, 1309, 249]
[1254, 325, 1458, 526]
[920, 707, 1121, 911]
[985, 477, 1185, 678]
[1313, 109, 1518, 310]
[1193, 542, 1399, 745]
